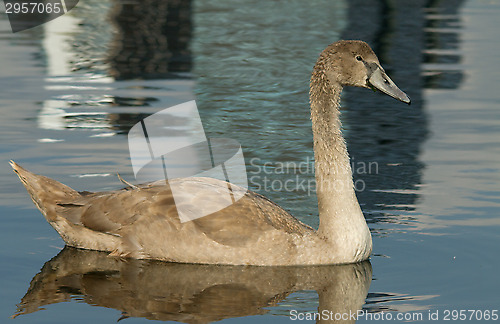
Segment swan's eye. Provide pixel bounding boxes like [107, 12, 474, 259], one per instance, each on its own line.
[356, 55, 363, 61]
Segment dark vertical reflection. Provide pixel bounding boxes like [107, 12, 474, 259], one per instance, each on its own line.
[108, 0, 192, 80]
[341, 0, 428, 227]
[341, 0, 465, 228]
[423, 0, 465, 89]
[372, 0, 395, 62]
[50, 0, 195, 136]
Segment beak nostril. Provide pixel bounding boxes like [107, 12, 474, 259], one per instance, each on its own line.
[366, 61, 409, 103]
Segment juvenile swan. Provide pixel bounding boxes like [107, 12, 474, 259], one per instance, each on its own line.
[11, 40, 410, 266]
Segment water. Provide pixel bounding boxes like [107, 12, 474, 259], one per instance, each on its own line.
[1, 0, 499, 323]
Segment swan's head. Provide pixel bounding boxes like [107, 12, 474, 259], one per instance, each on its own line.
[320, 40, 411, 104]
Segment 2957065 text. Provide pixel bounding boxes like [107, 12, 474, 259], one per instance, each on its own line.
[5, 2, 63, 14]
[437, 309, 498, 321]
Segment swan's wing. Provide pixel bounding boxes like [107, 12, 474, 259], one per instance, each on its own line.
[58, 177, 314, 247]
[58, 188, 168, 233]
[186, 178, 314, 246]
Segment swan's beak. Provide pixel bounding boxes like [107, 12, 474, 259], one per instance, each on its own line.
[367, 65, 411, 105]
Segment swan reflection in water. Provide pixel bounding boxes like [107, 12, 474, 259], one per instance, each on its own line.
[14, 247, 372, 323]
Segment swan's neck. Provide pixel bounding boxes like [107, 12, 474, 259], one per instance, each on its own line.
[309, 64, 371, 255]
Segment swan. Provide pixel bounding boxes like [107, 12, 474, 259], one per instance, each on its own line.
[11, 40, 410, 266]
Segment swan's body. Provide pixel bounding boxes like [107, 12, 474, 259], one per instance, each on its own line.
[12, 40, 410, 266]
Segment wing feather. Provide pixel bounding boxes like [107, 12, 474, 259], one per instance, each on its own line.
[56, 177, 313, 247]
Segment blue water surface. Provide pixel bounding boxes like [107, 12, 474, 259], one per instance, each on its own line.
[1, 0, 499, 323]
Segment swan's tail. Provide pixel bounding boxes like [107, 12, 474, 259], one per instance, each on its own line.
[10, 161, 81, 222]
